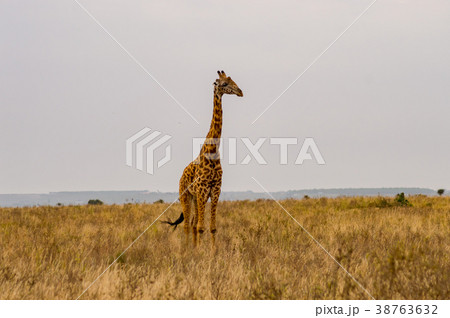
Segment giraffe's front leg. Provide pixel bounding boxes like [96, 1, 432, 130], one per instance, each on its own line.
[210, 167, 222, 233]
[210, 183, 221, 247]
[210, 186, 221, 234]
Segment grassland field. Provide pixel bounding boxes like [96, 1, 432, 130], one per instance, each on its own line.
[0, 195, 448, 299]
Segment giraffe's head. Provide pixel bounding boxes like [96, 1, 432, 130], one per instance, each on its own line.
[214, 70, 243, 97]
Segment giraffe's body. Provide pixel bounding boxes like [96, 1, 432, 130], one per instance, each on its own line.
[164, 71, 243, 244]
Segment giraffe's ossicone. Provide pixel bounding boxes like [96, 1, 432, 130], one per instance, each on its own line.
[162, 70, 243, 245]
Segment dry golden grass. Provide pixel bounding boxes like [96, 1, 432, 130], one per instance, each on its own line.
[0, 196, 449, 299]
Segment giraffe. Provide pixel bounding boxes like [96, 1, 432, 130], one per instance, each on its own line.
[163, 70, 243, 245]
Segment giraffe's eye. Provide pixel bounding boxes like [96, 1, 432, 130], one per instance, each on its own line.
[221, 82, 228, 87]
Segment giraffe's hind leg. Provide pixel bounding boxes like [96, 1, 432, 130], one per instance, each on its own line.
[195, 186, 209, 244]
[191, 196, 199, 245]
[179, 192, 192, 245]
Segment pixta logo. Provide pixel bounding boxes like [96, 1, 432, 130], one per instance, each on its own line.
[126, 128, 172, 175]
[192, 137, 325, 165]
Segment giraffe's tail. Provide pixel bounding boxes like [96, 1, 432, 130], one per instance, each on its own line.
[160, 212, 184, 231]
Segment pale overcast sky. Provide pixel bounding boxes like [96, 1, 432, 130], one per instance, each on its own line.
[1, 0, 449, 194]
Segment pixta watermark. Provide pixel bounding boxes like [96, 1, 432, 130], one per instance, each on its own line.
[126, 128, 325, 175]
[192, 137, 325, 165]
[126, 127, 172, 175]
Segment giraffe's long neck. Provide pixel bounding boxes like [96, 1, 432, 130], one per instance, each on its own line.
[201, 88, 222, 157]
[206, 88, 223, 139]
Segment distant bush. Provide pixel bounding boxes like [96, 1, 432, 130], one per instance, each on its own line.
[88, 199, 103, 205]
[395, 192, 411, 206]
[303, 195, 310, 200]
[154, 199, 164, 204]
[368, 194, 412, 208]
[437, 189, 445, 196]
